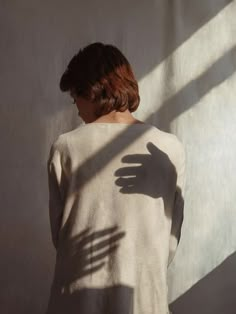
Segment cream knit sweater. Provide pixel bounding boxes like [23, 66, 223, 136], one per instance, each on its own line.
[46, 123, 185, 314]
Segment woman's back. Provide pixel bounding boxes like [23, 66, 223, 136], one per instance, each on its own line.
[47, 123, 185, 314]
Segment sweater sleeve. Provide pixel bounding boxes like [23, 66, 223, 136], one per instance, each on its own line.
[47, 138, 65, 250]
[168, 142, 186, 266]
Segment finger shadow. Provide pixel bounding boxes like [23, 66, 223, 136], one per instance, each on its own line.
[114, 142, 178, 218]
[53, 225, 126, 287]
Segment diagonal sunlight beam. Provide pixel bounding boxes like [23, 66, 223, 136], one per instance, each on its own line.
[133, 0, 234, 79]
[147, 45, 236, 131]
[138, 0, 236, 114]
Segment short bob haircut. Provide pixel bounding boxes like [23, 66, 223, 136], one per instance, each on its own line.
[60, 42, 140, 117]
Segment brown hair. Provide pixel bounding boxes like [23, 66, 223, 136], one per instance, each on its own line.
[60, 42, 140, 116]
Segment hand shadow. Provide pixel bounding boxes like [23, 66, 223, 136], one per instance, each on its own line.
[114, 142, 184, 260]
[114, 142, 177, 211]
[54, 225, 125, 288]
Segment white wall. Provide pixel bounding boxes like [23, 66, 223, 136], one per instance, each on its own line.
[1, 1, 236, 313]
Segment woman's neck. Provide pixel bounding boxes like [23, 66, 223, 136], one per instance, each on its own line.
[92, 110, 143, 124]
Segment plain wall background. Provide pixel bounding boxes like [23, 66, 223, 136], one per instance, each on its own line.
[1, 0, 236, 313]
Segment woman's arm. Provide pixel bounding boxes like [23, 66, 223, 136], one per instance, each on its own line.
[47, 140, 65, 250]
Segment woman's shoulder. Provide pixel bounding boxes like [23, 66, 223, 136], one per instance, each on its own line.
[52, 124, 89, 145]
[142, 124, 183, 145]
[51, 122, 183, 153]
[144, 125, 185, 164]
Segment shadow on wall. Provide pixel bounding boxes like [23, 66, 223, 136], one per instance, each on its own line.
[147, 44, 236, 132]
[170, 251, 236, 314]
[49, 0, 233, 80]
[1, 0, 233, 114]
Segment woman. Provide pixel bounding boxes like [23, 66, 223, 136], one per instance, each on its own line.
[47, 42, 185, 314]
